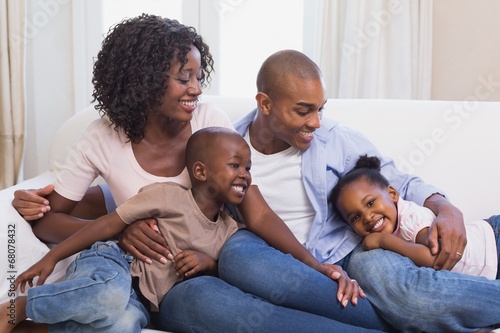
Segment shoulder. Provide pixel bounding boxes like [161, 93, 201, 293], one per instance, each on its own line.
[138, 181, 189, 194]
[192, 102, 234, 130]
[233, 109, 257, 135]
[311, 117, 374, 150]
[82, 116, 123, 140]
[219, 210, 239, 232]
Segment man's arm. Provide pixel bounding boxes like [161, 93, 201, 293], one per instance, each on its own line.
[423, 193, 466, 270]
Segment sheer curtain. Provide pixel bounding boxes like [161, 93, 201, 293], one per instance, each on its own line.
[313, 0, 432, 99]
[0, 0, 25, 189]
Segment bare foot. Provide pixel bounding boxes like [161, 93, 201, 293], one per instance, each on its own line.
[0, 297, 27, 333]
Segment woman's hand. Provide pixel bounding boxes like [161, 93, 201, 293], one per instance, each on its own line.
[12, 185, 54, 221]
[322, 263, 366, 307]
[173, 249, 217, 277]
[118, 218, 172, 264]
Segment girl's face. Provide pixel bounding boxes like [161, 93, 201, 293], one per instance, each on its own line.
[158, 45, 203, 122]
[336, 179, 399, 237]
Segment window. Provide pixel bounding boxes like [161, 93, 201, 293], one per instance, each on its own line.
[81, 0, 306, 102]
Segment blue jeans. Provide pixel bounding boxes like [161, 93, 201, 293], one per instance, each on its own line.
[346, 215, 500, 332]
[485, 214, 500, 279]
[153, 230, 394, 333]
[26, 241, 149, 332]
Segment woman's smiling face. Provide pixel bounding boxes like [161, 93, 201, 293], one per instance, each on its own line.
[159, 45, 203, 122]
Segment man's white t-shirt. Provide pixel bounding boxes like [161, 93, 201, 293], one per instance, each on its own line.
[244, 131, 315, 244]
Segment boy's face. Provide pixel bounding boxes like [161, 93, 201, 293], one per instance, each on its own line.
[336, 180, 399, 237]
[205, 138, 252, 205]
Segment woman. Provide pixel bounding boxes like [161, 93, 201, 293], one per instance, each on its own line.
[10, 14, 391, 333]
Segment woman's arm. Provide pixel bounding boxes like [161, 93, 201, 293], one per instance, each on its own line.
[423, 194, 466, 270]
[118, 218, 171, 264]
[31, 191, 92, 244]
[12, 185, 108, 221]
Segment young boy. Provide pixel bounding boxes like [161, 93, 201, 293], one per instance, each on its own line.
[6, 126, 251, 332]
[330, 154, 499, 280]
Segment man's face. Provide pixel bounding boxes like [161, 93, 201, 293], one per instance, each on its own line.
[266, 76, 326, 152]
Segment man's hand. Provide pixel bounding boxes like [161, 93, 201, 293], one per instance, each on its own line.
[322, 263, 366, 307]
[118, 218, 172, 264]
[425, 194, 466, 270]
[12, 185, 54, 221]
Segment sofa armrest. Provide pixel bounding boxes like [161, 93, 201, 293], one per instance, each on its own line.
[0, 171, 77, 303]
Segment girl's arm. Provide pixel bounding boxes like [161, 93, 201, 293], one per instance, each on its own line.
[16, 211, 126, 292]
[362, 228, 437, 268]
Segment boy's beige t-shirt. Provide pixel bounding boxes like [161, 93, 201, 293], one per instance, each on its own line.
[116, 182, 238, 311]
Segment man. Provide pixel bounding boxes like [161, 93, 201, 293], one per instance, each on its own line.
[217, 50, 500, 332]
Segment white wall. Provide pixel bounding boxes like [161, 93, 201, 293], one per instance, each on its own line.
[432, 0, 500, 101]
[24, 0, 74, 180]
[21, 0, 500, 181]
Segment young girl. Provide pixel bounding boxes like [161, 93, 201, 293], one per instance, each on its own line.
[6, 127, 251, 333]
[330, 154, 499, 280]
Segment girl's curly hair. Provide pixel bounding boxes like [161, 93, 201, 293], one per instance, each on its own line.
[92, 14, 214, 143]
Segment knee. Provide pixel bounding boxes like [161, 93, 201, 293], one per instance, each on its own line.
[88, 270, 132, 316]
[109, 303, 149, 332]
[94, 285, 131, 318]
[219, 231, 255, 269]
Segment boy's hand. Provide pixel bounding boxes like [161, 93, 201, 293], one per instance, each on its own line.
[15, 257, 57, 293]
[322, 263, 366, 307]
[173, 249, 216, 277]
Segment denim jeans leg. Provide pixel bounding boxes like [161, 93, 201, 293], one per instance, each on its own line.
[485, 215, 500, 279]
[153, 275, 387, 333]
[347, 244, 500, 332]
[26, 241, 149, 332]
[216, 230, 394, 332]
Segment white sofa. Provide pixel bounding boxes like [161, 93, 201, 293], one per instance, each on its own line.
[1, 96, 499, 332]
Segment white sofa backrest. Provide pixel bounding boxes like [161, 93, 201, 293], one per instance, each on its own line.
[48, 97, 500, 222]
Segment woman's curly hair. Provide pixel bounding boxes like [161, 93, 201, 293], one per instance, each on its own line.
[92, 14, 214, 143]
